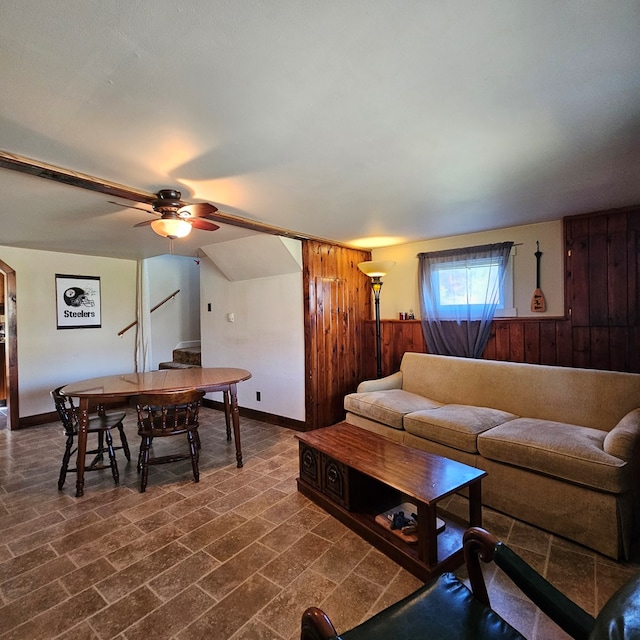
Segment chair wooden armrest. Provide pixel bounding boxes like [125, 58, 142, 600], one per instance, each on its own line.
[463, 527, 595, 640]
[301, 607, 338, 640]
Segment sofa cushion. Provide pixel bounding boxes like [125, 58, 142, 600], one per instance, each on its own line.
[404, 405, 518, 454]
[478, 418, 630, 493]
[344, 390, 442, 430]
[604, 409, 640, 461]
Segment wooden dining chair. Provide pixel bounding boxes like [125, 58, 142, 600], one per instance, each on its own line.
[133, 389, 206, 492]
[51, 387, 131, 490]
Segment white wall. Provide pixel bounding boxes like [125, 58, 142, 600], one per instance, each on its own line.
[199, 249, 306, 421]
[145, 254, 201, 368]
[371, 220, 564, 319]
[0, 246, 138, 416]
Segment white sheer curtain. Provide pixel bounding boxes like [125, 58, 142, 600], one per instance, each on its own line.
[134, 259, 152, 372]
[418, 242, 513, 358]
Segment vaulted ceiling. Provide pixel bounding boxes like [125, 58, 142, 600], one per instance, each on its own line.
[2, 1, 639, 260]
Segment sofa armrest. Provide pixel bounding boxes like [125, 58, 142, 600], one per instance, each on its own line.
[603, 409, 640, 461]
[356, 371, 403, 393]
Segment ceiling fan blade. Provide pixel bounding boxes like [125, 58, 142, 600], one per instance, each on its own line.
[190, 218, 220, 231]
[133, 219, 154, 228]
[0, 149, 356, 248]
[179, 202, 219, 218]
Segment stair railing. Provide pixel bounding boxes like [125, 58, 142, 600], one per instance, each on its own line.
[118, 289, 180, 337]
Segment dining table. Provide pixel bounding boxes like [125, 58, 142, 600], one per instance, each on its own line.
[61, 367, 252, 497]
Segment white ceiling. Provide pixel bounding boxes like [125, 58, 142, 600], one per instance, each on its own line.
[1, 1, 639, 261]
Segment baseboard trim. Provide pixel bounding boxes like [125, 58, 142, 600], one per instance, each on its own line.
[203, 398, 307, 432]
[19, 410, 59, 429]
[19, 401, 308, 432]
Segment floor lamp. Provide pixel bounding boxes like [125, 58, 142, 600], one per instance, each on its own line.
[358, 261, 396, 378]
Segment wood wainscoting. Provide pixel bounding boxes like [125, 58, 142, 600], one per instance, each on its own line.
[364, 314, 639, 380]
[363, 205, 640, 379]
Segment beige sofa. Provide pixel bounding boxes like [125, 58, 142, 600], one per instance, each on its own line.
[344, 352, 640, 559]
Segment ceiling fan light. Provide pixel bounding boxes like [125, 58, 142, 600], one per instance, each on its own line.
[150, 218, 192, 239]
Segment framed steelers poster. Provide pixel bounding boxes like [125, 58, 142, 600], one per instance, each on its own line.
[55, 274, 102, 329]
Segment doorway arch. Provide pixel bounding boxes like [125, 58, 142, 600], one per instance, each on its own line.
[0, 260, 19, 430]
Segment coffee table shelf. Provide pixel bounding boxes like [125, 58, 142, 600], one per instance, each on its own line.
[296, 422, 486, 582]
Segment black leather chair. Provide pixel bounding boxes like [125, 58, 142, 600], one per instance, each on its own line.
[133, 389, 205, 492]
[301, 527, 640, 640]
[52, 386, 130, 490]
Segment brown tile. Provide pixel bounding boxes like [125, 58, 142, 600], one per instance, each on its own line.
[123, 585, 215, 640]
[57, 621, 102, 639]
[0, 511, 65, 547]
[178, 511, 247, 552]
[311, 531, 371, 582]
[0, 555, 77, 602]
[488, 588, 538, 638]
[206, 485, 264, 513]
[260, 493, 316, 524]
[229, 619, 285, 640]
[97, 540, 192, 603]
[381, 568, 425, 602]
[106, 523, 185, 570]
[0, 544, 58, 582]
[314, 572, 384, 634]
[508, 520, 552, 556]
[199, 542, 277, 600]
[8, 511, 102, 556]
[534, 611, 576, 640]
[67, 523, 143, 568]
[52, 513, 132, 555]
[0, 582, 68, 636]
[178, 574, 281, 640]
[259, 569, 337, 639]
[546, 544, 596, 614]
[165, 489, 224, 519]
[133, 509, 177, 533]
[204, 516, 275, 561]
[232, 488, 289, 520]
[0, 544, 12, 565]
[594, 555, 639, 611]
[0, 412, 635, 640]
[90, 585, 162, 639]
[149, 550, 220, 601]
[260, 532, 331, 587]
[61, 557, 117, 596]
[2, 586, 107, 640]
[353, 548, 402, 587]
[120, 490, 186, 522]
[310, 515, 348, 543]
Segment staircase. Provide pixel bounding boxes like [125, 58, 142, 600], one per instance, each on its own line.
[158, 346, 201, 370]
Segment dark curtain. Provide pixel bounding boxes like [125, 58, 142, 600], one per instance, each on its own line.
[418, 242, 513, 358]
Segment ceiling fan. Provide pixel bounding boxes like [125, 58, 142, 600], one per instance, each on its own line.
[0, 149, 355, 248]
[127, 189, 220, 239]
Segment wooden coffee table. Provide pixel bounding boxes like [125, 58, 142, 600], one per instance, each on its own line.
[296, 422, 487, 582]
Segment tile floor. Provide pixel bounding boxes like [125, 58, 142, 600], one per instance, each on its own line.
[0, 407, 638, 639]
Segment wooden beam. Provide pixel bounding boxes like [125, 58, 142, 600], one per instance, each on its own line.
[0, 149, 356, 248]
[0, 150, 157, 204]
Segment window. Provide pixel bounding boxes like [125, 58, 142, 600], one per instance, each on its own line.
[433, 250, 515, 319]
[417, 242, 514, 358]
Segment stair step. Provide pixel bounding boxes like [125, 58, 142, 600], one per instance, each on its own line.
[158, 362, 200, 370]
[172, 347, 201, 366]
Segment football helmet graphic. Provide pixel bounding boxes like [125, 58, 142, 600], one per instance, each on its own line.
[63, 287, 95, 307]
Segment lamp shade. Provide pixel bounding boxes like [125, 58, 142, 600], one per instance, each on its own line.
[151, 218, 192, 239]
[357, 261, 396, 278]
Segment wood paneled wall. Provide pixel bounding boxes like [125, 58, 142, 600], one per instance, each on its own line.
[363, 205, 640, 378]
[303, 241, 372, 429]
